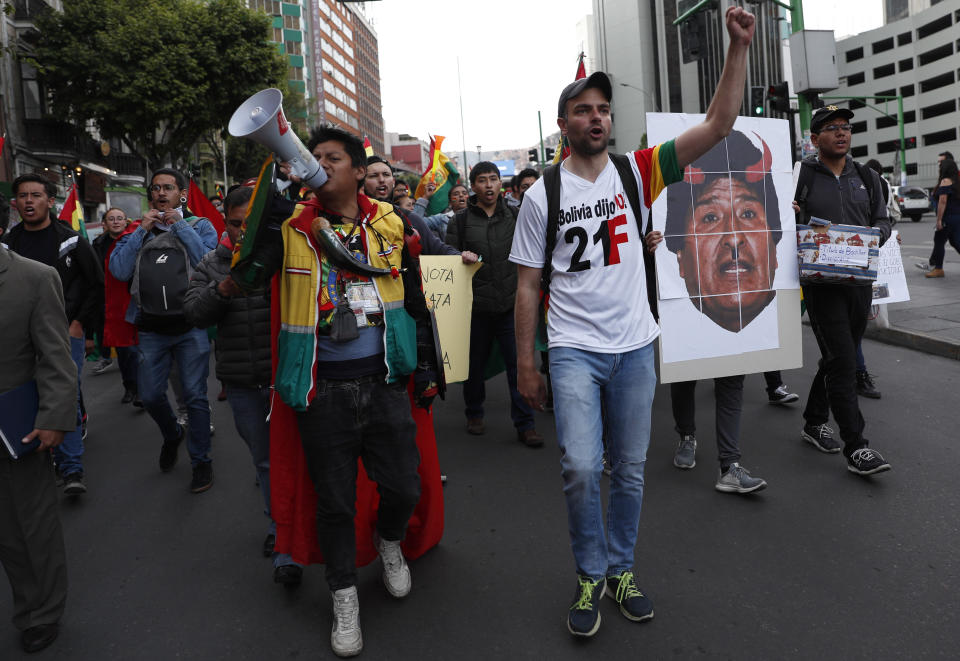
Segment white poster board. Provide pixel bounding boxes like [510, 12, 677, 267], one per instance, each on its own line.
[647, 113, 802, 382]
[873, 230, 910, 304]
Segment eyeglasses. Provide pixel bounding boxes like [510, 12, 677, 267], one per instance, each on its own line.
[819, 124, 853, 133]
[149, 184, 179, 193]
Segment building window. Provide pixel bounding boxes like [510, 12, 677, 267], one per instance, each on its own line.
[846, 46, 864, 62]
[876, 110, 915, 129]
[873, 63, 895, 79]
[850, 145, 869, 158]
[848, 71, 865, 85]
[920, 70, 955, 93]
[897, 31, 912, 46]
[875, 88, 895, 98]
[923, 127, 958, 146]
[851, 121, 867, 134]
[871, 37, 894, 54]
[286, 41, 301, 55]
[921, 99, 957, 120]
[917, 13, 952, 40]
[20, 61, 43, 119]
[900, 83, 915, 97]
[898, 58, 914, 72]
[918, 43, 953, 66]
[850, 99, 866, 109]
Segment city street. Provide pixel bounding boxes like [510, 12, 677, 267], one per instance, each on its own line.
[2, 319, 957, 660]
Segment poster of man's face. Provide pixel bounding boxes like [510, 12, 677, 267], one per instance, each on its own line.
[648, 115, 799, 363]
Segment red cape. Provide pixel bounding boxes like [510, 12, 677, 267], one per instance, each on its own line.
[268, 274, 444, 566]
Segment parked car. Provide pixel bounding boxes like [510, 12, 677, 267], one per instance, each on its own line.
[896, 185, 932, 222]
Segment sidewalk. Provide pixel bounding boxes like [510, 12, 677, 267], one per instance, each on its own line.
[864, 260, 960, 360]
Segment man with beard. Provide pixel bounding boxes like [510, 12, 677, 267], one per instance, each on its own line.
[793, 106, 892, 476]
[512, 6, 756, 638]
[3, 174, 102, 496]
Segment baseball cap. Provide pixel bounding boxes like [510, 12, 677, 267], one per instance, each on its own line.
[557, 71, 613, 118]
[810, 105, 855, 133]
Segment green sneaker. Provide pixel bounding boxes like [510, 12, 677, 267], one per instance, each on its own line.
[605, 571, 654, 622]
[567, 575, 605, 637]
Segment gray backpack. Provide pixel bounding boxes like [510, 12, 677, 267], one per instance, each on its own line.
[130, 218, 202, 317]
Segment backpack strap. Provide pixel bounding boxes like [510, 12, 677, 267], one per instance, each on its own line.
[610, 153, 658, 320]
[541, 164, 562, 291]
[852, 160, 879, 217]
[453, 208, 468, 252]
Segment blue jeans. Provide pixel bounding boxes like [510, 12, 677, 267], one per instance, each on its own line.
[549, 343, 657, 580]
[463, 310, 535, 431]
[116, 345, 140, 391]
[54, 336, 85, 475]
[138, 329, 211, 466]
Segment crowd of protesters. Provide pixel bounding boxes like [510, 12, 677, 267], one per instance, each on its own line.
[3, 5, 949, 656]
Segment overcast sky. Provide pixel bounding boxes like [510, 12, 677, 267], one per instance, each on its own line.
[364, 0, 883, 153]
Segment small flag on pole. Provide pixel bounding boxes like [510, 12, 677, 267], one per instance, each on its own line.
[58, 183, 88, 240]
[554, 53, 586, 164]
[363, 136, 374, 159]
[415, 136, 460, 215]
[215, 184, 224, 201]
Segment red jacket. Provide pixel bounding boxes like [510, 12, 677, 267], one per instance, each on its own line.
[97, 224, 139, 347]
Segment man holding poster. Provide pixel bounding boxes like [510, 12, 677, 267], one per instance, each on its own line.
[512, 6, 756, 638]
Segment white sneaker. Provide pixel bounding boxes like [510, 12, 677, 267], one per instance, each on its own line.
[330, 586, 362, 657]
[375, 535, 412, 598]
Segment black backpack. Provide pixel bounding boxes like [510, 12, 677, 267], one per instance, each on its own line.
[131, 219, 203, 317]
[541, 154, 659, 320]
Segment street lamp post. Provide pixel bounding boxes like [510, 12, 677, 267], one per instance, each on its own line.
[477, 145, 482, 163]
[618, 82, 659, 112]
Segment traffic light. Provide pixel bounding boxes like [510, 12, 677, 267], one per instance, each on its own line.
[750, 86, 765, 116]
[528, 148, 538, 163]
[767, 81, 790, 113]
[545, 147, 555, 162]
[905, 137, 916, 149]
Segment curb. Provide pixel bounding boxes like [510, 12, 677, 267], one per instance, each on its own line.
[863, 325, 960, 361]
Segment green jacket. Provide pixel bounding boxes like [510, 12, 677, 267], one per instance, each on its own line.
[446, 195, 519, 314]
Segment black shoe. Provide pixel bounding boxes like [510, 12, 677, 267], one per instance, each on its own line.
[273, 564, 303, 587]
[132, 393, 144, 408]
[62, 472, 87, 496]
[605, 571, 654, 622]
[856, 371, 881, 399]
[847, 447, 891, 475]
[263, 533, 276, 558]
[158, 425, 184, 472]
[801, 423, 842, 454]
[121, 388, 135, 404]
[767, 384, 799, 405]
[21, 623, 58, 653]
[190, 462, 213, 493]
[517, 428, 544, 448]
[568, 575, 605, 637]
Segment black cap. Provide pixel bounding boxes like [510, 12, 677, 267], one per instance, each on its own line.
[557, 71, 613, 118]
[810, 105, 855, 133]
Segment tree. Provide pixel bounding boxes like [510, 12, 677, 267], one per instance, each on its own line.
[29, 0, 289, 171]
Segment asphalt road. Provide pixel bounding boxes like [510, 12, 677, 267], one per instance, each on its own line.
[2, 324, 958, 660]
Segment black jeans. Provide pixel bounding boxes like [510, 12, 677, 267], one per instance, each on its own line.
[295, 375, 420, 591]
[802, 284, 872, 455]
[670, 375, 745, 470]
[463, 309, 535, 431]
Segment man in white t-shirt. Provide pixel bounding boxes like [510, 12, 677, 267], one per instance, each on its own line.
[511, 5, 756, 638]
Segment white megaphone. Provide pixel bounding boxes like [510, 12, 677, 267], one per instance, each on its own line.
[228, 88, 327, 189]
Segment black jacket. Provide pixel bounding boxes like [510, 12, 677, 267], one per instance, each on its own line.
[446, 196, 519, 314]
[3, 219, 104, 335]
[183, 242, 272, 386]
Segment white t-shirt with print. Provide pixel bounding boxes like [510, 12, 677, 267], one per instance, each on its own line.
[510, 156, 660, 353]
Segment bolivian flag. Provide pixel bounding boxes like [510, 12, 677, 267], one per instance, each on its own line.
[58, 183, 88, 239]
[553, 53, 587, 164]
[415, 135, 459, 215]
[363, 136, 374, 159]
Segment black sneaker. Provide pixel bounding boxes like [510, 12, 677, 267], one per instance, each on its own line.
[263, 533, 276, 558]
[847, 447, 891, 475]
[856, 371, 881, 399]
[62, 472, 87, 495]
[605, 571, 654, 622]
[273, 564, 302, 587]
[567, 576, 605, 637]
[190, 462, 213, 493]
[121, 388, 135, 404]
[768, 384, 799, 405]
[801, 423, 841, 454]
[158, 425, 185, 473]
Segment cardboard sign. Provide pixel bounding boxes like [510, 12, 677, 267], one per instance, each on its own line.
[420, 256, 481, 383]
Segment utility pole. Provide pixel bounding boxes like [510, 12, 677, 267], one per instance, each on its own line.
[538, 111, 545, 167]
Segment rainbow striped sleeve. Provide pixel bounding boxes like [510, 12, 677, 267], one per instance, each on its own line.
[633, 139, 682, 208]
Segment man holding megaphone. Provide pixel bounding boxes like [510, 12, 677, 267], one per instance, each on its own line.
[219, 120, 440, 658]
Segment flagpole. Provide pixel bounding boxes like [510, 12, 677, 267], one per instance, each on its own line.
[538, 111, 545, 168]
[457, 56, 467, 178]
[222, 134, 228, 188]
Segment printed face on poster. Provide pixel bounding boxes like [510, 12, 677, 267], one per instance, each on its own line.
[647, 114, 801, 372]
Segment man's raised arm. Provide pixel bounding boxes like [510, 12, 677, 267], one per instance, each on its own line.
[674, 6, 755, 169]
